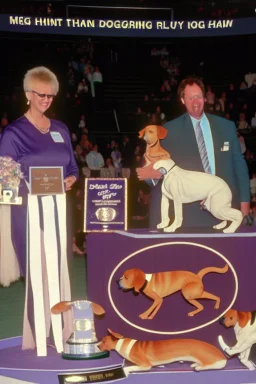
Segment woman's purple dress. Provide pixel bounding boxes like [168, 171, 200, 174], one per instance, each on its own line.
[0, 116, 78, 354]
[0, 116, 78, 276]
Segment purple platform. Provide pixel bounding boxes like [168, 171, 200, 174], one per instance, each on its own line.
[1, 337, 256, 384]
[0, 336, 123, 384]
[2, 228, 256, 384]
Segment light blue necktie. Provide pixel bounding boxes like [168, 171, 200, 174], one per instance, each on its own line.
[195, 121, 212, 174]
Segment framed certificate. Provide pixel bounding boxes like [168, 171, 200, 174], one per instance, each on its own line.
[29, 166, 64, 195]
[84, 178, 127, 232]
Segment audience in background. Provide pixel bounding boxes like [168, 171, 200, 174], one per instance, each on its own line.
[237, 112, 249, 131]
[1, 37, 256, 234]
[237, 132, 247, 155]
[85, 143, 104, 177]
[111, 142, 122, 176]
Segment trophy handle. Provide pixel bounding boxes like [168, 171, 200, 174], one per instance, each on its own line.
[51, 300, 105, 316]
[91, 302, 105, 316]
[51, 301, 72, 314]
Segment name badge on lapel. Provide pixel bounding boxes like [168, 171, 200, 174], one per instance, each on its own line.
[50, 131, 64, 143]
[221, 141, 229, 152]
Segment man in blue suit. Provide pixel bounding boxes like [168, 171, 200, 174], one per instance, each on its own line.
[137, 77, 250, 230]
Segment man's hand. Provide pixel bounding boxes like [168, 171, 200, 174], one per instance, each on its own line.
[240, 202, 250, 217]
[136, 164, 162, 181]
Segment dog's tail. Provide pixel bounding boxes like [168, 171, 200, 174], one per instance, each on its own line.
[197, 264, 229, 279]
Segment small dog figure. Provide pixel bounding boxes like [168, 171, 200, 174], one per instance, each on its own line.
[138, 125, 170, 167]
[153, 159, 243, 233]
[138, 125, 170, 187]
[218, 309, 256, 370]
[119, 264, 228, 319]
[98, 329, 227, 375]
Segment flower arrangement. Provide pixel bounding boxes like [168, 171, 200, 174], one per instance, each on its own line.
[0, 156, 23, 200]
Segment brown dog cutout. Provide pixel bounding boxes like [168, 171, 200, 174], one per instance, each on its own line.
[98, 329, 227, 375]
[119, 264, 228, 319]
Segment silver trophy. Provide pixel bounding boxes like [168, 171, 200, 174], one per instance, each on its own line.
[51, 300, 109, 360]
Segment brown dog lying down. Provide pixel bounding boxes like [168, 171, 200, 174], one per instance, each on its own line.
[119, 264, 228, 319]
[98, 329, 227, 375]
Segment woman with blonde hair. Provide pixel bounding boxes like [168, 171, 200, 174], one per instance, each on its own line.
[0, 66, 78, 355]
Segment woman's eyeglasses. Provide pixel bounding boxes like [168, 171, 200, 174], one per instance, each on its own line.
[31, 90, 56, 99]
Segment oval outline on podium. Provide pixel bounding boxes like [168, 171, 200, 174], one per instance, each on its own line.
[108, 241, 238, 335]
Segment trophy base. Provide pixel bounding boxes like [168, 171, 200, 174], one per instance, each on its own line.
[62, 340, 109, 360]
[0, 196, 22, 205]
[62, 350, 109, 360]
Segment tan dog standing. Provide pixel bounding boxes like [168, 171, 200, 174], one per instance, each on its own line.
[119, 264, 228, 319]
[218, 309, 256, 370]
[138, 125, 170, 167]
[98, 329, 227, 375]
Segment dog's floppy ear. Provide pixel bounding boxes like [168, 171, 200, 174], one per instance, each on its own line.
[138, 127, 146, 139]
[107, 329, 123, 339]
[91, 302, 105, 316]
[157, 126, 168, 140]
[237, 311, 250, 328]
[133, 269, 146, 293]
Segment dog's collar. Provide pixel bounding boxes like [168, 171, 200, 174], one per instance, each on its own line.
[167, 163, 176, 173]
[147, 139, 159, 148]
[139, 279, 148, 292]
[250, 311, 256, 325]
[115, 338, 124, 353]
[116, 339, 137, 357]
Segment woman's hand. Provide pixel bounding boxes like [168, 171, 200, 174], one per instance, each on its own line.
[64, 175, 77, 191]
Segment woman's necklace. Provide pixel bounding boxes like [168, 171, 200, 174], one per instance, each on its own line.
[25, 112, 50, 134]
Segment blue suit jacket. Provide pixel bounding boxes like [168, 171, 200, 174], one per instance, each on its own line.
[150, 113, 250, 229]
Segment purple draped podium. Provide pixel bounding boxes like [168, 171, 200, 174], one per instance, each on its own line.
[1, 229, 256, 383]
[86, 229, 256, 367]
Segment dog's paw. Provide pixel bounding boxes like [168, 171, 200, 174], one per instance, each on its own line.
[157, 222, 168, 229]
[213, 221, 227, 230]
[163, 225, 177, 232]
[123, 367, 131, 376]
[223, 227, 235, 234]
[214, 302, 220, 309]
[139, 312, 150, 320]
[164, 222, 182, 232]
[248, 363, 256, 371]
[218, 335, 231, 354]
[240, 360, 256, 371]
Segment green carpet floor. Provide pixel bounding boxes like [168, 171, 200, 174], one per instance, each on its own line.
[0, 255, 87, 340]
